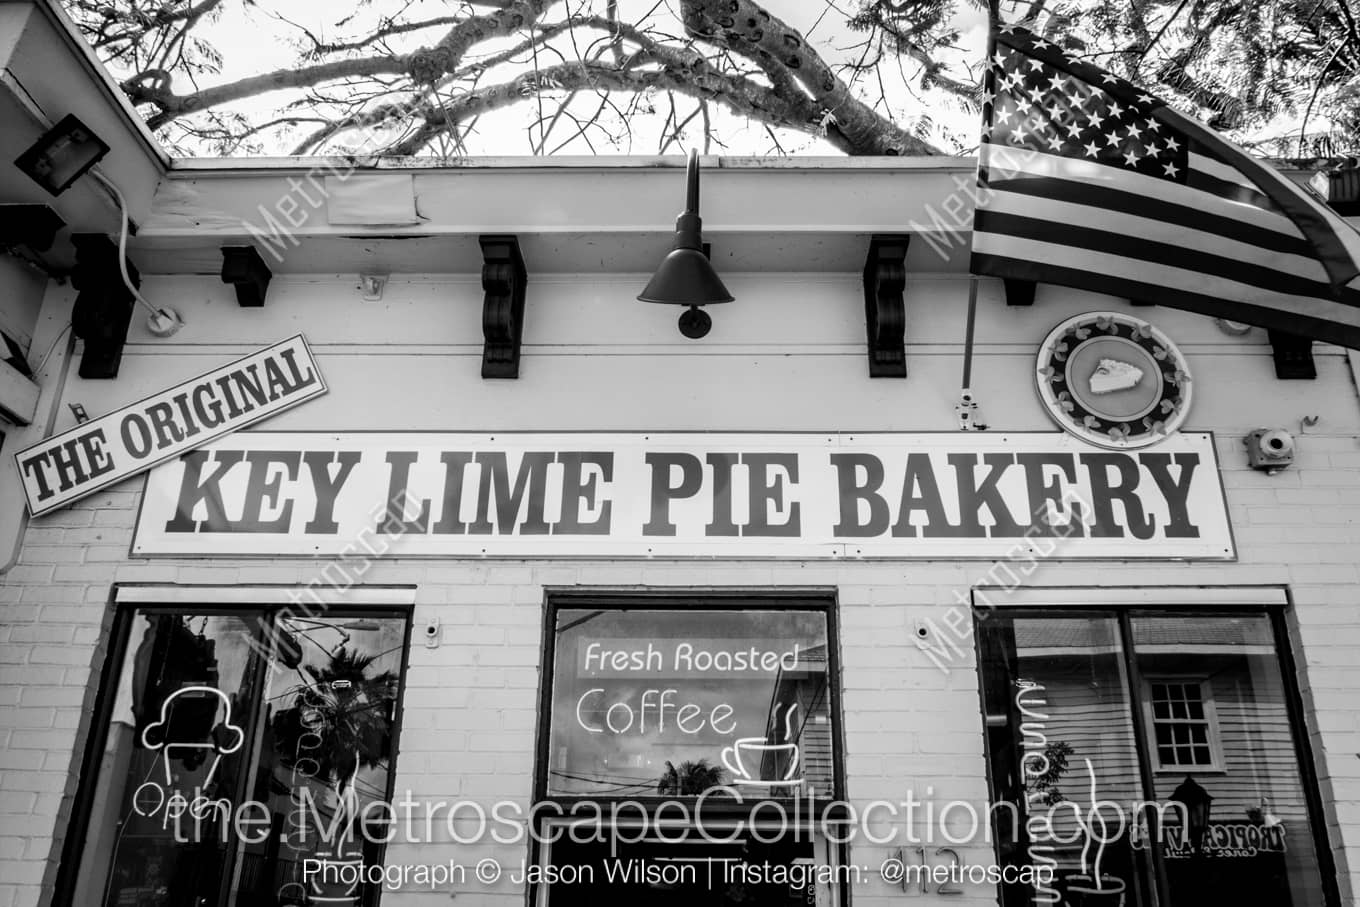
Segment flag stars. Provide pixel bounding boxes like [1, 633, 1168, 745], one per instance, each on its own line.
[1144, 140, 1159, 156]
[1126, 122, 1143, 140]
[1108, 101, 1125, 118]
[1145, 118, 1161, 132]
[1163, 161, 1180, 177]
[1164, 136, 1180, 151]
[1027, 57, 1046, 72]
[1084, 140, 1101, 157]
[1046, 133, 1064, 151]
[1066, 122, 1083, 138]
[1087, 110, 1106, 128]
[1123, 148, 1141, 166]
[1104, 131, 1122, 148]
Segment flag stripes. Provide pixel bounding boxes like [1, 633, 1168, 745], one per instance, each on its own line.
[971, 25, 1360, 348]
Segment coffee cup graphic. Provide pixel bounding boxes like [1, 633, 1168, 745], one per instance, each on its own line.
[721, 738, 801, 787]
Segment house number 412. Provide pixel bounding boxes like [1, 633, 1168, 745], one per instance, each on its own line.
[896, 847, 962, 896]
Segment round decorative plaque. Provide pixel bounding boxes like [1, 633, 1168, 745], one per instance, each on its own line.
[1035, 312, 1192, 449]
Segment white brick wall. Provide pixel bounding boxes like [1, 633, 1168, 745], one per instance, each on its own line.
[2, 275, 1359, 907]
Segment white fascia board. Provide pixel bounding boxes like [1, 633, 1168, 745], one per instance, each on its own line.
[134, 158, 979, 274]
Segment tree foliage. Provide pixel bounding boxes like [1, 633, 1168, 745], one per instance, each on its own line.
[63, 0, 1359, 158]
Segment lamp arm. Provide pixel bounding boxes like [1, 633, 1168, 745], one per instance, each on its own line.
[685, 148, 699, 215]
[89, 170, 177, 325]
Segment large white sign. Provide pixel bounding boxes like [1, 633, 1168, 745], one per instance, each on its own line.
[17, 336, 326, 517]
[132, 431, 1233, 559]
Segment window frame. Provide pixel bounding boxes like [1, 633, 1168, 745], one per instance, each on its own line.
[1141, 675, 1225, 773]
[535, 589, 846, 805]
[532, 589, 848, 907]
[53, 584, 416, 907]
[970, 586, 1341, 907]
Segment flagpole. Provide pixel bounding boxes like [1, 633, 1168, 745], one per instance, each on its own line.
[957, 0, 999, 431]
[957, 276, 982, 430]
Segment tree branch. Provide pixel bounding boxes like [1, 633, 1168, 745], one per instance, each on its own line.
[680, 0, 937, 153]
[388, 59, 819, 155]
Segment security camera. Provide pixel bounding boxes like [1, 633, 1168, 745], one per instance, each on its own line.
[1246, 429, 1295, 471]
[423, 616, 441, 648]
[912, 618, 931, 641]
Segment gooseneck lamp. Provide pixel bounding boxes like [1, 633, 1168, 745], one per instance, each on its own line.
[638, 149, 733, 339]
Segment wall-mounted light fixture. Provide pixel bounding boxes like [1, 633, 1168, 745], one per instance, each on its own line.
[14, 115, 110, 197]
[638, 149, 732, 339]
[14, 118, 182, 340]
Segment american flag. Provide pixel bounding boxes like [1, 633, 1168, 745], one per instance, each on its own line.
[972, 24, 1360, 349]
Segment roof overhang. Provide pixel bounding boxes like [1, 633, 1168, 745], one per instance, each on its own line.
[131, 155, 1357, 277]
[134, 156, 978, 275]
[0, 0, 167, 261]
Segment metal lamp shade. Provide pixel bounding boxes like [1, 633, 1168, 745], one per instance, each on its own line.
[637, 245, 734, 306]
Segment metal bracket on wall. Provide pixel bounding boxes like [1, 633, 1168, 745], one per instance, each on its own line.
[1268, 330, 1317, 379]
[1002, 278, 1036, 307]
[862, 234, 909, 378]
[220, 246, 273, 307]
[480, 234, 527, 379]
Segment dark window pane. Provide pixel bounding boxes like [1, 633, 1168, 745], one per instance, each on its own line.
[239, 615, 407, 905]
[976, 616, 1157, 907]
[70, 613, 262, 907]
[1133, 614, 1326, 907]
[548, 610, 833, 798]
[70, 609, 408, 907]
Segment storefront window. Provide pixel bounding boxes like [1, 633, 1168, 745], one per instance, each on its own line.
[66, 604, 409, 907]
[547, 607, 834, 798]
[537, 598, 844, 906]
[977, 606, 1334, 907]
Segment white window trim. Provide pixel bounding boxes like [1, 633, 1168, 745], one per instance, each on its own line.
[975, 586, 1287, 608]
[1142, 675, 1225, 774]
[114, 584, 417, 607]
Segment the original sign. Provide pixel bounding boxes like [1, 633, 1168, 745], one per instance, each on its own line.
[133, 431, 1233, 559]
[18, 336, 326, 517]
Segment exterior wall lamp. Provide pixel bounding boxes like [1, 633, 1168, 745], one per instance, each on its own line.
[14, 117, 182, 342]
[1171, 775, 1214, 857]
[14, 115, 110, 197]
[638, 149, 733, 339]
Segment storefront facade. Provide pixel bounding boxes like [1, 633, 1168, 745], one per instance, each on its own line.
[3, 5, 1360, 906]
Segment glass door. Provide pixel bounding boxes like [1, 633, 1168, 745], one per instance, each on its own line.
[64, 605, 410, 907]
[977, 606, 1336, 907]
[978, 612, 1160, 907]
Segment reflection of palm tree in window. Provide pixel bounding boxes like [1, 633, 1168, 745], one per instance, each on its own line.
[270, 648, 399, 838]
[656, 759, 727, 795]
